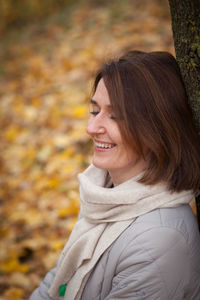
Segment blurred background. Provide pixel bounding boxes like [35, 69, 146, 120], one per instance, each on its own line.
[0, 0, 175, 299]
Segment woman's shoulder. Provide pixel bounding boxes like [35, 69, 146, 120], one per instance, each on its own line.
[82, 205, 200, 300]
[110, 204, 200, 262]
[130, 204, 197, 238]
[108, 204, 200, 286]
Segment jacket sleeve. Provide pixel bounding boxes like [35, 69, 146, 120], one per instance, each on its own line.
[104, 227, 190, 300]
[29, 267, 57, 300]
[29, 214, 82, 300]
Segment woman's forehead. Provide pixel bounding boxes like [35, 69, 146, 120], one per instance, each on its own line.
[93, 79, 111, 107]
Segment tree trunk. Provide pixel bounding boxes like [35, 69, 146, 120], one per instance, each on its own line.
[168, 0, 200, 228]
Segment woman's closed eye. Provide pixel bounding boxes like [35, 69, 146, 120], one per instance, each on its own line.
[90, 110, 117, 120]
[89, 100, 117, 120]
[90, 110, 100, 116]
[89, 102, 100, 116]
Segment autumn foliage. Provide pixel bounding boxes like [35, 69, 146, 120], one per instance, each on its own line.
[0, 0, 177, 299]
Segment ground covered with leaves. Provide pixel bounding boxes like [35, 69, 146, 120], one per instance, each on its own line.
[0, 0, 178, 299]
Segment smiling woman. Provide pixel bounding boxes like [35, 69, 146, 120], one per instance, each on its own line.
[30, 51, 200, 300]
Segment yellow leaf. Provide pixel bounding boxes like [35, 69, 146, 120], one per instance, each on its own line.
[4, 287, 25, 300]
[58, 198, 79, 218]
[72, 105, 87, 118]
[58, 207, 74, 218]
[47, 178, 60, 188]
[5, 126, 19, 141]
[18, 263, 29, 273]
[51, 240, 65, 251]
[0, 258, 29, 274]
[0, 258, 18, 273]
[31, 97, 40, 107]
[63, 165, 74, 174]
[64, 147, 75, 158]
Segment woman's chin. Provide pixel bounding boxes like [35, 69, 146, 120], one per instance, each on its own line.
[92, 158, 109, 170]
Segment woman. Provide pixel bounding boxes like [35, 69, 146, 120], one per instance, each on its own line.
[30, 51, 200, 300]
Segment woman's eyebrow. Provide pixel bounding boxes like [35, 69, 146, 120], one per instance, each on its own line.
[90, 99, 98, 105]
[90, 98, 112, 108]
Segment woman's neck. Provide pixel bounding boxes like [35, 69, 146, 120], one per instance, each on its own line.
[108, 160, 147, 187]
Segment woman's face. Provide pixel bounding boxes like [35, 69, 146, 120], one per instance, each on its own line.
[86, 78, 147, 186]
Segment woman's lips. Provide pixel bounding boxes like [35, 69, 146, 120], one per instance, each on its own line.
[94, 140, 116, 152]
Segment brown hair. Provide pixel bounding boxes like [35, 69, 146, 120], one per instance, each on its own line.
[93, 50, 200, 193]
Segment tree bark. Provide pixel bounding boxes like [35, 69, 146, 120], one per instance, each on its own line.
[168, 0, 200, 228]
[168, 0, 200, 132]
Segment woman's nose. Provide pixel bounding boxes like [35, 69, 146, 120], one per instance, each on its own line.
[86, 115, 106, 136]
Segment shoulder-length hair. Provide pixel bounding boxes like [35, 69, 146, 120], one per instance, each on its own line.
[93, 51, 200, 193]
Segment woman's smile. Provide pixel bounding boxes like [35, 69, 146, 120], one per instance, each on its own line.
[94, 139, 116, 151]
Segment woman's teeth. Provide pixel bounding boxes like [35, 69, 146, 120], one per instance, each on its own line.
[95, 142, 115, 149]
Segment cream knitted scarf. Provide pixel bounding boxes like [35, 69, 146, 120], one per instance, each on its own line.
[49, 164, 193, 300]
